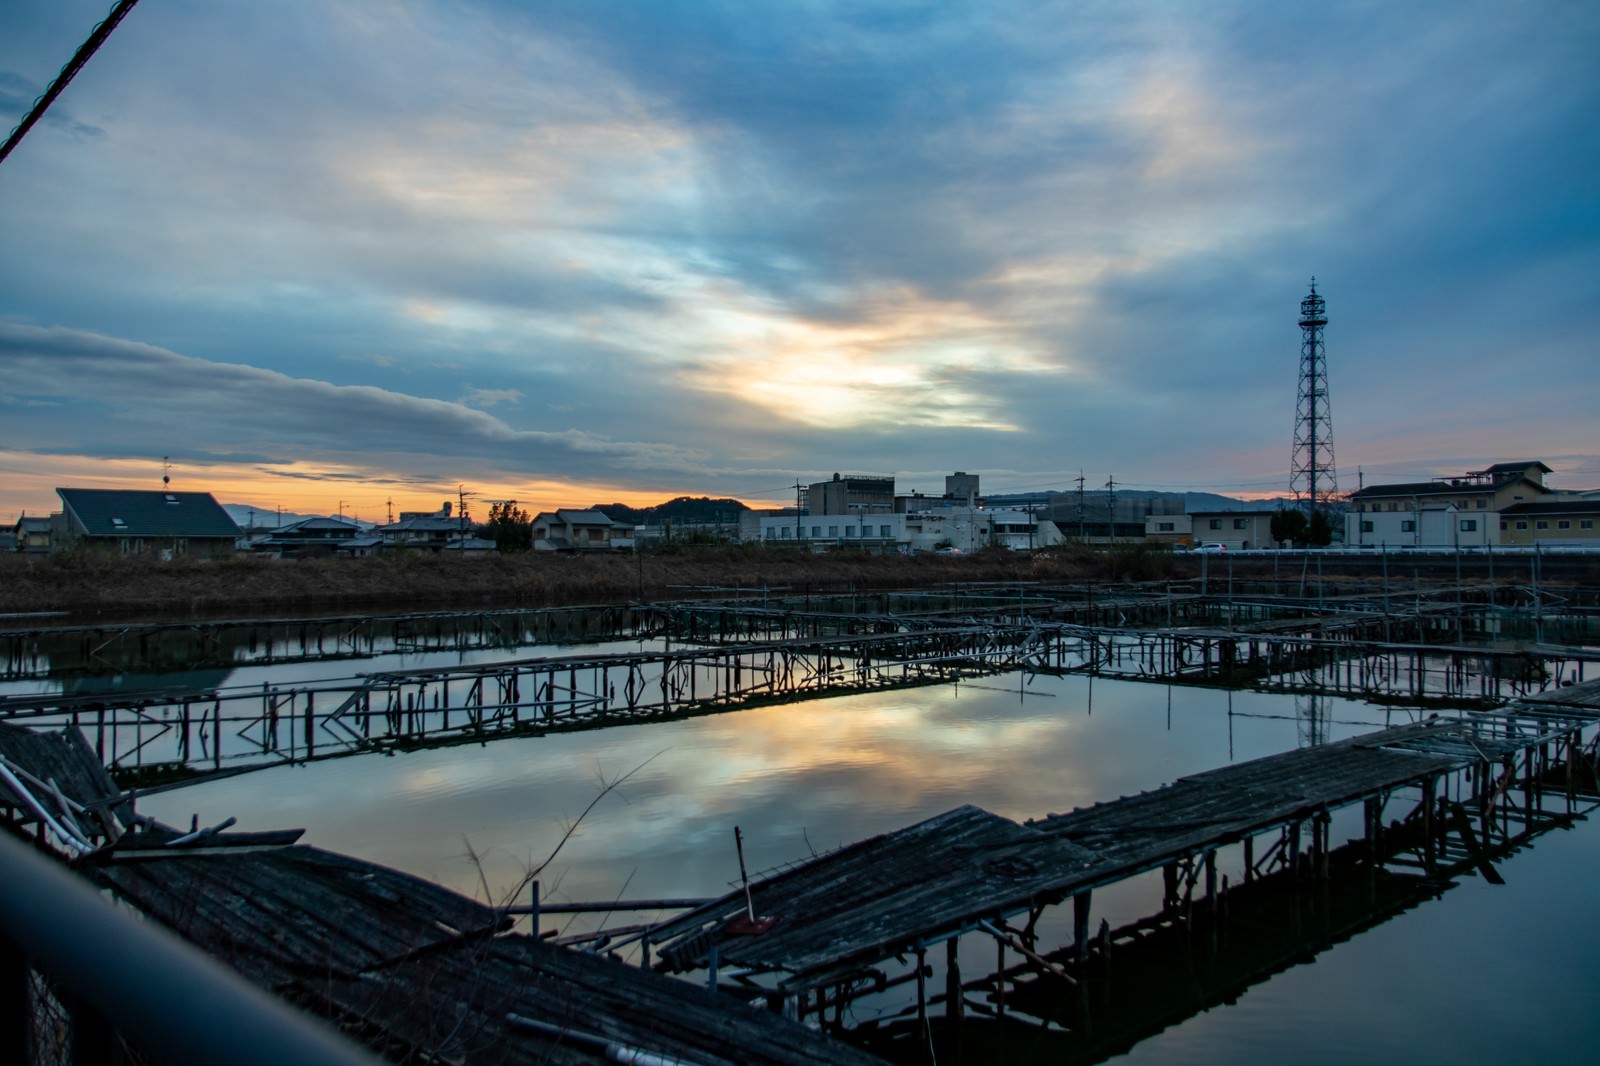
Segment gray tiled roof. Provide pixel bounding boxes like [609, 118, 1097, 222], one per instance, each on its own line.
[1500, 499, 1600, 516]
[57, 488, 240, 538]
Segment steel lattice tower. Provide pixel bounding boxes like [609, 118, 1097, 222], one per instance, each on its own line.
[1290, 278, 1337, 515]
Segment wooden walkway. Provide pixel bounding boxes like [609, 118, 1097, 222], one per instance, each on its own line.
[3, 609, 1593, 792]
[649, 689, 1600, 1000]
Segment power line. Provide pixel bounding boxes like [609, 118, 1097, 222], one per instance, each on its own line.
[0, 0, 143, 169]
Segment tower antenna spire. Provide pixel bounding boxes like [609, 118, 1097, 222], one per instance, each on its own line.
[1290, 277, 1337, 521]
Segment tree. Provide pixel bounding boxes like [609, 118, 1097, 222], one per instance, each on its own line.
[481, 501, 532, 552]
[1308, 509, 1333, 547]
[1271, 508, 1309, 547]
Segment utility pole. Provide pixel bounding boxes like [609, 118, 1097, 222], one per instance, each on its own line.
[457, 484, 475, 542]
[1075, 471, 1086, 542]
[795, 480, 803, 544]
[386, 497, 394, 526]
[1105, 476, 1117, 543]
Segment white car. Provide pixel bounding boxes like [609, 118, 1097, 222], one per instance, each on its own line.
[1193, 542, 1228, 554]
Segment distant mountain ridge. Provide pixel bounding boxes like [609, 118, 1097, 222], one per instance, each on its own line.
[224, 504, 376, 530]
[984, 489, 1277, 514]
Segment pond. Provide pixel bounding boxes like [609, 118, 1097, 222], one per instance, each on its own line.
[121, 645, 1600, 1064]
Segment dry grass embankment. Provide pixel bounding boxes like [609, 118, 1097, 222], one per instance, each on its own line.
[0, 544, 1184, 620]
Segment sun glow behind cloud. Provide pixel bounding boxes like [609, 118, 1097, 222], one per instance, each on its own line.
[678, 285, 1054, 429]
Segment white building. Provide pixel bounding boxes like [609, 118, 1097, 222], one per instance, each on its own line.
[751, 507, 1059, 553]
[1347, 504, 1499, 548]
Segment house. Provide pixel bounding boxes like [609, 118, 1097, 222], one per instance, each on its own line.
[1144, 514, 1193, 547]
[376, 504, 465, 552]
[1184, 510, 1278, 550]
[249, 517, 367, 558]
[55, 488, 240, 557]
[1344, 461, 1566, 548]
[1498, 500, 1600, 547]
[531, 509, 629, 551]
[12, 514, 57, 554]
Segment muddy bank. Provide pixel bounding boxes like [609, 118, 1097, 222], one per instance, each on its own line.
[0, 545, 1182, 621]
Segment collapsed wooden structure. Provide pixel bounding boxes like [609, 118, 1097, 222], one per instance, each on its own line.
[0, 720, 884, 1066]
[640, 683, 1600, 1054]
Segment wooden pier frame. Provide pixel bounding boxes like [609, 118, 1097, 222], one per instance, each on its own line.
[642, 690, 1600, 1043]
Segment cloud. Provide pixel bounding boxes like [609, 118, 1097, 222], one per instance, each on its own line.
[0, 323, 711, 483]
[461, 387, 522, 409]
[0, 70, 104, 140]
[0, 0, 1596, 516]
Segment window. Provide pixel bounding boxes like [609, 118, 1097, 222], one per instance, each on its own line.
[1516, 521, 1528, 530]
[111, 517, 127, 529]
[1208, 519, 1221, 530]
[1360, 521, 1374, 533]
[879, 524, 891, 537]
[1583, 520, 1595, 530]
[1157, 522, 1174, 532]
[1476, 499, 1487, 509]
[1558, 520, 1571, 530]
[828, 525, 838, 537]
[1500, 521, 1508, 531]
[811, 526, 821, 537]
[1401, 520, 1416, 532]
[765, 528, 776, 539]
[1536, 520, 1549, 530]
[1459, 519, 1477, 532]
[1233, 518, 1246, 530]
[846, 526, 856, 537]
[781, 527, 792, 539]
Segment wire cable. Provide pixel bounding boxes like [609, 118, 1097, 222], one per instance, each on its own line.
[0, 0, 142, 169]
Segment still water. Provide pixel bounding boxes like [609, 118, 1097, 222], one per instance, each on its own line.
[112, 637, 1600, 1064]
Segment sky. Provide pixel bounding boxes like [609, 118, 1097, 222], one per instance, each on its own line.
[1, 0, 1597, 522]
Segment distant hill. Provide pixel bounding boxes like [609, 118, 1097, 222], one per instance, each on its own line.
[224, 504, 376, 530]
[983, 489, 1268, 518]
[592, 497, 750, 526]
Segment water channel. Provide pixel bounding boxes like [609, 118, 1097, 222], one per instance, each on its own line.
[8, 616, 1600, 1063]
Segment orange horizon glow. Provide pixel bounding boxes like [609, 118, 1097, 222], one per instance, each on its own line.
[0, 451, 782, 525]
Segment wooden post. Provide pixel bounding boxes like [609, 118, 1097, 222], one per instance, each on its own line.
[915, 946, 927, 1039]
[1422, 778, 1436, 873]
[529, 880, 540, 937]
[1243, 836, 1254, 883]
[304, 691, 315, 758]
[995, 938, 1005, 1019]
[945, 937, 963, 1036]
[1317, 812, 1331, 880]
[1074, 891, 1092, 963]
[1289, 822, 1302, 885]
